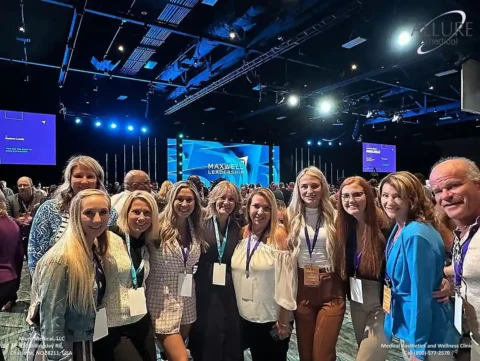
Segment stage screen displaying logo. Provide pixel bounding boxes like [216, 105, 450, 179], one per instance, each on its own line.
[0, 109, 56, 165]
[362, 142, 396, 173]
[167, 139, 279, 187]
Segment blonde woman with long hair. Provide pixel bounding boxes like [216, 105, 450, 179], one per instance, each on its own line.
[26, 189, 111, 361]
[156, 180, 173, 212]
[146, 181, 204, 361]
[231, 188, 296, 361]
[189, 181, 244, 361]
[379, 172, 459, 361]
[28, 155, 118, 274]
[287, 166, 344, 361]
[93, 191, 159, 361]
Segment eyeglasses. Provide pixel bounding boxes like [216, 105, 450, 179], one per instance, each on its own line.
[125, 181, 150, 189]
[341, 192, 365, 201]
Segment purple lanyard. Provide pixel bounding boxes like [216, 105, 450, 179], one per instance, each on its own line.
[454, 226, 478, 287]
[304, 224, 320, 258]
[245, 233, 261, 278]
[181, 245, 190, 270]
[354, 252, 362, 274]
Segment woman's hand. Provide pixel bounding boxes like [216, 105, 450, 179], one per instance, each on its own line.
[433, 278, 452, 303]
[275, 321, 291, 340]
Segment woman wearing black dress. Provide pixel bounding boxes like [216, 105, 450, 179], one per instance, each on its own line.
[189, 181, 244, 361]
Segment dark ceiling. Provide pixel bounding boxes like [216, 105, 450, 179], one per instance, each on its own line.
[1, 0, 479, 146]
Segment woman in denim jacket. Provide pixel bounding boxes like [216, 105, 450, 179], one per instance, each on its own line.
[27, 189, 111, 361]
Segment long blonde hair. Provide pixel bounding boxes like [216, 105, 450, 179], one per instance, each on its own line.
[204, 181, 241, 221]
[243, 188, 280, 247]
[53, 155, 107, 212]
[156, 181, 204, 249]
[287, 167, 337, 269]
[157, 180, 173, 202]
[118, 190, 159, 244]
[43, 189, 110, 314]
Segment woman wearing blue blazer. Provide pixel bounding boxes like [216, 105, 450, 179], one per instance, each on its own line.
[379, 171, 459, 361]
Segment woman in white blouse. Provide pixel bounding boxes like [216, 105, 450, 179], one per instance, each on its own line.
[287, 166, 345, 361]
[231, 187, 296, 361]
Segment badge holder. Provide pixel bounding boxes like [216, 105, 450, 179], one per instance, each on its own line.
[213, 263, 226, 286]
[349, 276, 363, 304]
[303, 264, 319, 287]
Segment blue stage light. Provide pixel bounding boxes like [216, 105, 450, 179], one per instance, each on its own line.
[317, 141, 322, 146]
[75, 118, 81, 124]
[110, 123, 117, 129]
[179, 133, 184, 138]
[95, 121, 101, 127]
[307, 140, 312, 146]
[329, 142, 332, 146]
[127, 125, 134, 131]
[141, 127, 147, 133]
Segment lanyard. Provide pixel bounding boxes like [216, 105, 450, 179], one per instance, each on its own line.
[304, 215, 321, 258]
[125, 234, 145, 289]
[454, 225, 479, 287]
[384, 228, 399, 282]
[213, 216, 230, 263]
[92, 250, 106, 305]
[354, 252, 362, 276]
[245, 233, 261, 278]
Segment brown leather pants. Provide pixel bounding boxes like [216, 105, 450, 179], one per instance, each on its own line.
[295, 268, 346, 361]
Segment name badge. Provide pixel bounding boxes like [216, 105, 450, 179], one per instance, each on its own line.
[303, 264, 319, 287]
[128, 287, 148, 317]
[241, 275, 254, 301]
[178, 273, 193, 297]
[213, 263, 226, 286]
[349, 277, 364, 304]
[454, 293, 463, 334]
[93, 308, 108, 341]
[382, 285, 392, 314]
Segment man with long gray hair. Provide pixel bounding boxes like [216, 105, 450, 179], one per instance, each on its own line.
[430, 157, 480, 360]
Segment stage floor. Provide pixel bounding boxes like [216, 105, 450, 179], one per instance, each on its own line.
[0, 263, 403, 361]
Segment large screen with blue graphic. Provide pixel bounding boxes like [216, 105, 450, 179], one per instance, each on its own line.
[167, 139, 279, 187]
[0, 109, 56, 165]
[362, 142, 396, 173]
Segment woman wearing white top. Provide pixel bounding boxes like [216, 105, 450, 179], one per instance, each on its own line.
[231, 188, 296, 361]
[287, 166, 345, 361]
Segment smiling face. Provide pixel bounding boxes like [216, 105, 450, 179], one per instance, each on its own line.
[380, 182, 409, 223]
[215, 189, 236, 217]
[299, 173, 322, 208]
[80, 195, 110, 240]
[71, 165, 98, 195]
[174, 187, 195, 219]
[341, 183, 366, 218]
[249, 194, 271, 231]
[430, 160, 480, 226]
[128, 199, 152, 235]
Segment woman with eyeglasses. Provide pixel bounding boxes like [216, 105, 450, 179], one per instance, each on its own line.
[146, 181, 205, 361]
[190, 181, 244, 361]
[380, 172, 459, 360]
[28, 155, 117, 274]
[93, 191, 158, 361]
[232, 188, 296, 361]
[335, 177, 389, 361]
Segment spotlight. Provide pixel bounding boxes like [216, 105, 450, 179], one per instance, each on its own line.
[317, 141, 322, 146]
[75, 118, 81, 124]
[141, 127, 147, 133]
[307, 140, 312, 146]
[351, 64, 357, 70]
[429, 86, 434, 90]
[339, 142, 342, 146]
[179, 133, 184, 138]
[366, 110, 373, 118]
[319, 99, 333, 113]
[398, 31, 411, 46]
[95, 121, 102, 127]
[19, 25, 25, 33]
[288, 95, 299, 107]
[229, 30, 236, 39]
[110, 123, 117, 129]
[118, 45, 125, 52]
[328, 142, 332, 146]
[127, 125, 134, 131]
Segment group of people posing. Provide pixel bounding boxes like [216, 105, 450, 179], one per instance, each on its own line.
[3, 154, 480, 361]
